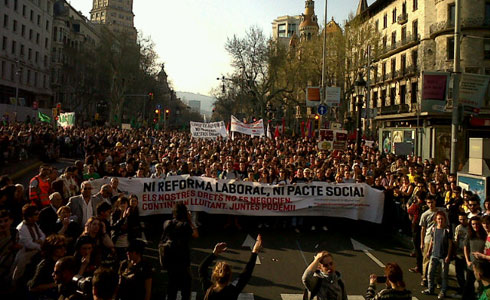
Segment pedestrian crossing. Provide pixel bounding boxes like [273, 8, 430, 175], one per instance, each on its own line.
[175, 292, 420, 300]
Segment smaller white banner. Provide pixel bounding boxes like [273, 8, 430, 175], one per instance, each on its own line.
[57, 112, 75, 128]
[190, 121, 228, 139]
[230, 115, 265, 137]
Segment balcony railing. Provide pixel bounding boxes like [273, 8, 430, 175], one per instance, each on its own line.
[397, 13, 408, 25]
[379, 34, 420, 56]
[430, 17, 490, 35]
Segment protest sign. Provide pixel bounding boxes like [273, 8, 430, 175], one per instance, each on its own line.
[230, 115, 265, 137]
[92, 176, 385, 223]
[57, 112, 75, 128]
[190, 121, 228, 139]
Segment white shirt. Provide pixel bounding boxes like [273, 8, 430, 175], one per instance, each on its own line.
[80, 197, 93, 227]
[16, 221, 46, 251]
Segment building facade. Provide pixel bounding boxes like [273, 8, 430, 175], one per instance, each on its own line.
[51, 0, 101, 111]
[272, 15, 301, 46]
[0, 0, 54, 115]
[353, 0, 490, 164]
[90, 0, 137, 38]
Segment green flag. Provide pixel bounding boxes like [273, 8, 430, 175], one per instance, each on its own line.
[38, 111, 51, 123]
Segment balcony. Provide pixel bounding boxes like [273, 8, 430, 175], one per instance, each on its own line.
[379, 104, 410, 115]
[397, 13, 408, 25]
[430, 17, 490, 37]
[378, 34, 420, 58]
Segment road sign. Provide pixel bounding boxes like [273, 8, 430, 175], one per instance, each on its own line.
[318, 105, 328, 115]
[156, 104, 162, 109]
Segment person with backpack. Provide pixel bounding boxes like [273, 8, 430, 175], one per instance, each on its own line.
[160, 203, 198, 300]
[199, 234, 262, 300]
[302, 251, 347, 300]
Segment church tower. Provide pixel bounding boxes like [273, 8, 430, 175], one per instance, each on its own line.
[90, 0, 137, 39]
[299, 0, 319, 41]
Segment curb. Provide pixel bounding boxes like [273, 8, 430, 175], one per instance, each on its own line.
[11, 160, 42, 181]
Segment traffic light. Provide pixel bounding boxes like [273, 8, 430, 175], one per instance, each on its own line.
[314, 114, 320, 120]
[165, 109, 170, 119]
[148, 92, 154, 100]
[155, 109, 160, 114]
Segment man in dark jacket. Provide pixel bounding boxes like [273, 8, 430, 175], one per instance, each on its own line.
[160, 203, 198, 300]
[302, 251, 347, 300]
[38, 192, 63, 236]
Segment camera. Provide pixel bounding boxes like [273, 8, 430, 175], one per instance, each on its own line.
[73, 275, 93, 298]
[376, 276, 387, 283]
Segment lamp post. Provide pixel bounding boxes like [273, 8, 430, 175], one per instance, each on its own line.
[354, 72, 366, 156]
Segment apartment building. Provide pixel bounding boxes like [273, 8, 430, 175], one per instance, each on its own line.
[355, 0, 490, 163]
[90, 0, 137, 39]
[0, 0, 54, 111]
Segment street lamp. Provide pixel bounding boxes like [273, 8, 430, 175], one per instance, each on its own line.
[354, 72, 366, 155]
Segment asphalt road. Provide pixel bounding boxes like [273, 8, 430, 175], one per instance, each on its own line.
[142, 216, 461, 300]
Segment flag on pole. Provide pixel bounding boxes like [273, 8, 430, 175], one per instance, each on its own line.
[274, 125, 280, 139]
[38, 111, 51, 123]
[282, 118, 285, 134]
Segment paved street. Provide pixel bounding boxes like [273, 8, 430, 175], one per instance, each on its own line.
[141, 216, 459, 300]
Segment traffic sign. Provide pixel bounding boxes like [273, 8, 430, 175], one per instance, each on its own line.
[156, 104, 162, 109]
[318, 105, 328, 115]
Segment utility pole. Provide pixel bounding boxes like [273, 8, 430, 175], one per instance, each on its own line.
[320, 0, 328, 128]
[365, 47, 371, 138]
[450, 0, 461, 173]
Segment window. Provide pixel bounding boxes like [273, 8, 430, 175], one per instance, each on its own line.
[2, 36, 6, 50]
[383, 14, 387, 28]
[46, 20, 49, 31]
[34, 72, 38, 87]
[400, 85, 406, 105]
[26, 69, 30, 85]
[448, 4, 455, 25]
[37, 15, 40, 25]
[53, 27, 57, 41]
[391, 31, 396, 47]
[20, 44, 24, 56]
[278, 23, 286, 37]
[391, 58, 396, 77]
[11, 40, 16, 54]
[401, 54, 406, 74]
[402, 2, 407, 14]
[413, 0, 418, 11]
[4, 0, 8, 7]
[381, 89, 387, 107]
[1, 61, 5, 79]
[288, 24, 297, 37]
[4, 14, 9, 28]
[401, 26, 407, 42]
[412, 49, 418, 66]
[21, 24, 25, 36]
[382, 62, 386, 80]
[13, 19, 17, 32]
[44, 55, 47, 67]
[22, 5, 25, 16]
[375, 20, 379, 31]
[411, 82, 418, 103]
[30, 10, 33, 22]
[373, 91, 378, 108]
[412, 20, 418, 38]
[14, 0, 17, 11]
[383, 35, 387, 49]
[45, 37, 48, 48]
[390, 87, 396, 106]
[485, 39, 490, 59]
[36, 33, 39, 44]
[448, 37, 455, 59]
[28, 48, 31, 60]
[29, 29, 32, 40]
[392, 8, 397, 23]
[35, 51, 39, 63]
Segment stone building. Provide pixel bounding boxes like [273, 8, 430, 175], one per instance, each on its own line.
[0, 0, 54, 113]
[272, 15, 301, 47]
[90, 0, 137, 39]
[299, 0, 320, 40]
[51, 0, 101, 111]
[353, 0, 490, 163]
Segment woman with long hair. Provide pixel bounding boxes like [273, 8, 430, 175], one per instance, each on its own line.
[78, 217, 114, 265]
[199, 235, 262, 300]
[463, 216, 487, 300]
[366, 263, 412, 300]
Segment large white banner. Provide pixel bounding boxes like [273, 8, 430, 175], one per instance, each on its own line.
[57, 112, 75, 128]
[230, 115, 265, 137]
[92, 176, 385, 223]
[190, 121, 228, 139]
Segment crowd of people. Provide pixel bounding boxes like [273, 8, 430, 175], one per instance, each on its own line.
[0, 122, 490, 299]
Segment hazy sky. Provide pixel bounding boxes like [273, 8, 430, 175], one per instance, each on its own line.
[68, 0, 364, 96]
